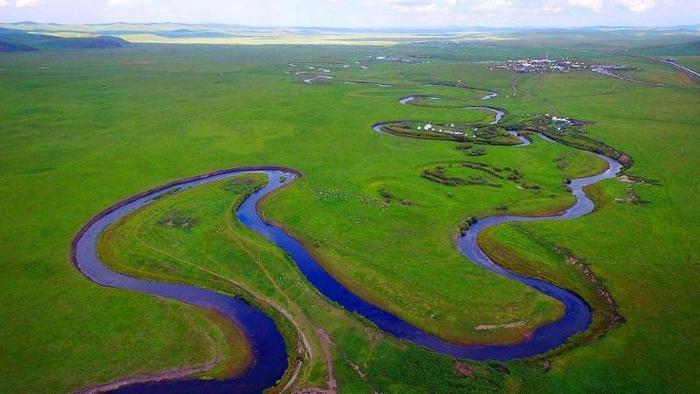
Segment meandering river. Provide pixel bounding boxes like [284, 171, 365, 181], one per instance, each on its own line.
[72, 96, 621, 392]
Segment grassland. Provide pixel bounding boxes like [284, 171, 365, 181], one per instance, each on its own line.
[0, 32, 699, 393]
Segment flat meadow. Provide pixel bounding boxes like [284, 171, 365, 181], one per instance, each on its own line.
[0, 38, 699, 392]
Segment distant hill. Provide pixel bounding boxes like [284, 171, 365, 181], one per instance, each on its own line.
[637, 40, 700, 56]
[153, 29, 231, 38]
[1, 22, 698, 48]
[0, 41, 37, 52]
[2, 21, 700, 37]
[0, 27, 128, 52]
[0, 27, 23, 34]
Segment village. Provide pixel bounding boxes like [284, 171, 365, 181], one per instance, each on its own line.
[494, 58, 629, 75]
[367, 54, 422, 64]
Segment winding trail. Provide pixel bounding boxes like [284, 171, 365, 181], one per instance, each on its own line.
[73, 86, 622, 391]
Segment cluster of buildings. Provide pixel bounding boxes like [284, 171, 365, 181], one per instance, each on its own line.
[496, 58, 587, 73]
[370, 55, 416, 63]
[495, 58, 627, 74]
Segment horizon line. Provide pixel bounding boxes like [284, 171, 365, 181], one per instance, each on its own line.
[1, 20, 699, 31]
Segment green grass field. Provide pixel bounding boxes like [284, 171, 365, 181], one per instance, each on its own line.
[1, 30, 699, 393]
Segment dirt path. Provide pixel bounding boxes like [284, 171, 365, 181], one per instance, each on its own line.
[316, 328, 337, 393]
[223, 203, 337, 392]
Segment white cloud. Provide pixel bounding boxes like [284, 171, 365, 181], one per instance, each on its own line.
[370, 0, 658, 18]
[468, 0, 514, 13]
[0, 0, 683, 27]
[369, 0, 517, 17]
[531, 0, 656, 14]
[614, 0, 655, 12]
[362, 0, 662, 25]
[567, 0, 604, 12]
[107, 0, 150, 6]
[15, 0, 41, 7]
[538, 0, 564, 13]
[375, 0, 438, 13]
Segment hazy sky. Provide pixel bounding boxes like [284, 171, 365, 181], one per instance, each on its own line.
[0, 0, 698, 28]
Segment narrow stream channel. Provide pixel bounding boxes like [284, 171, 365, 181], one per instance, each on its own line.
[72, 168, 292, 394]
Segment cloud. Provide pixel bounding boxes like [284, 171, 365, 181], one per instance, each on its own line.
[538, 0, 564, 13]
[15, 0, 41, 7]
[614, 0, 655, 12]
[368, 0, 517, 17]
[107, 0, 150, 6]
[533, 0, 656, 14]
[0, 0, 683, 27]
[374, 0, 438, 13]
[468, 0, 514, 13]
[361, 0, 663, 26]
[567, 0, 604, 12]
[370, 0, 658, 18]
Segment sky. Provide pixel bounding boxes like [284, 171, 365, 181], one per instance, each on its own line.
[0, 0, 698, 28]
